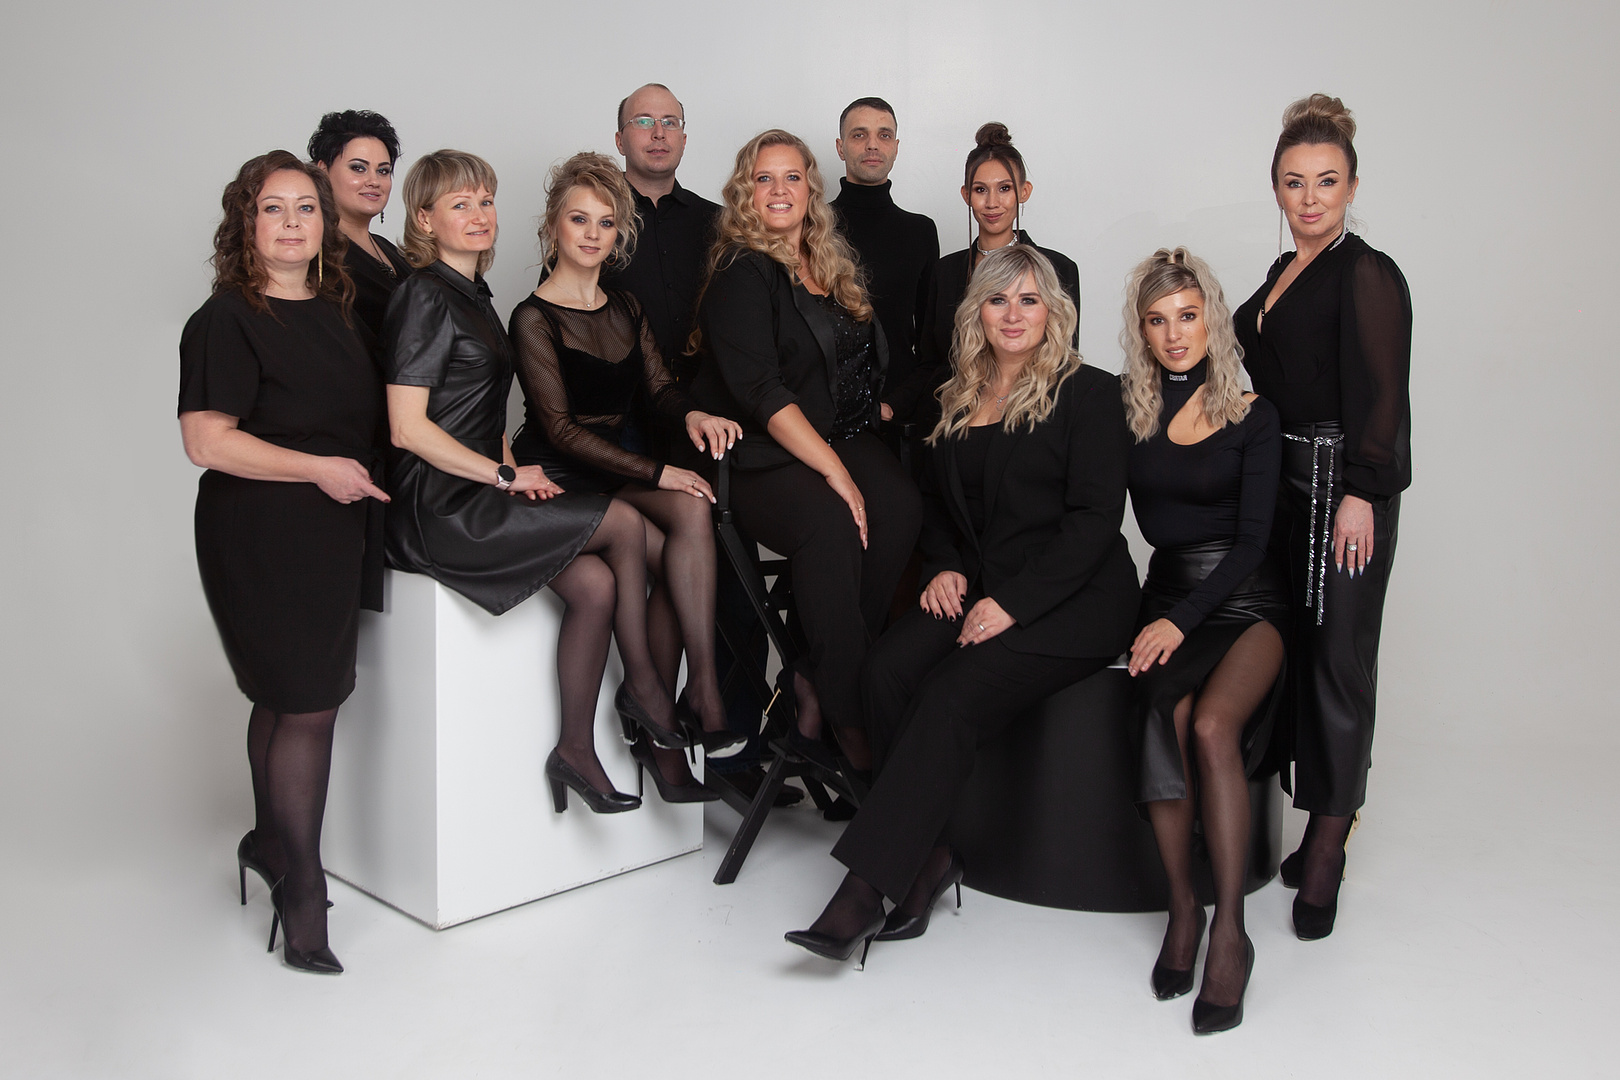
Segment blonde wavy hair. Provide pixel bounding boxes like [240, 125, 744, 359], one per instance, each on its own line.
[1118, 247, 1248, 442]
[400, 149, 499, 276]
[929, 245, 1081, 445]
[539, 151, 638, 273]
[689, 129, 870, 352]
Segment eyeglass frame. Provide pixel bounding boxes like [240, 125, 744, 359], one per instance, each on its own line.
[621, 115, 685, 132]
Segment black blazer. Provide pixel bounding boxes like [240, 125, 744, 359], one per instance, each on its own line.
[691, 248, 889, 470]
[919, 365, 1139, 658]
[914, 233, 1081, 419]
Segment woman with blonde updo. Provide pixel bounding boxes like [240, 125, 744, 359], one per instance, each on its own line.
[785, 245, 1137, 966]
[1232, 95, 1412, 941]
[691, 129, 922, 775]
[1122, 248, 1287, 1033]
[509, 152, 745, 801]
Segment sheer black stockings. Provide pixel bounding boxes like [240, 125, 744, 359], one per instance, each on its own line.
[1146, 621, 1283, 1006]
[1296, 812, 1354, 906]
[807, 871, 885, 941]
[246, 703, 339, 953]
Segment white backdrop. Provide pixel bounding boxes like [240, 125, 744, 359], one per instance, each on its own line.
[1, 0, 1614, 859]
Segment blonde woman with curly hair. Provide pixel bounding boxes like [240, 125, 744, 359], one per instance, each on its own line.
[690, 130, 921, 775]
[785, 245, 1138, 966]
[1121, 247, 1287, 1034]
[508, 152, 746, 801]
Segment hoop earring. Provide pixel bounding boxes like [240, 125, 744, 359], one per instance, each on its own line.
[317, 248, 324, 287]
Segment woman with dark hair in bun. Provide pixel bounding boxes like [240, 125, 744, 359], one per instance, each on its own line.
[914, 123, 1080, 422]
[179, 150, 385, 974]
[1232, 94, 1412, 941]
[309, 110, 412, 335]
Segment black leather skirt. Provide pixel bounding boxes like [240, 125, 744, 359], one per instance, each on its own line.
[1271, 421, 1401, 816]
[1135, 540, 1291, 803]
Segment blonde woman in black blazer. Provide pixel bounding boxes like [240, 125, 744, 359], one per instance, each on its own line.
[785, 245, 1138, 965]
[691, 129, 921, 774]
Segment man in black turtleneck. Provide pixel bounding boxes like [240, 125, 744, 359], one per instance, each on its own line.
[830, 97, 940, 425]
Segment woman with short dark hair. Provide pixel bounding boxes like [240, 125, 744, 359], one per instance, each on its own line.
[308, 109, 411, 335]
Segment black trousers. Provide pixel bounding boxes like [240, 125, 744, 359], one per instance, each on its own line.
[1274, 435, 1401, 817]
[833, 603, 1111, 903]
[730, 433, 921, 731]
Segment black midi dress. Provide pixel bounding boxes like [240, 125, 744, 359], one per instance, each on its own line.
[179, 290, 385, 713]
[344, 233, 413, 339]
[1127, 360, 1289, 802]
[381, 261, 609, 616]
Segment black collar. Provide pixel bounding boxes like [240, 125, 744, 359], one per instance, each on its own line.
[833, 177, 897, 210]
[425, 259, 492, 302]
[632, 178, 701, 214]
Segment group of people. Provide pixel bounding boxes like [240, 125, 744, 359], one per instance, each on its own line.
[177, 85, 1411, 1037]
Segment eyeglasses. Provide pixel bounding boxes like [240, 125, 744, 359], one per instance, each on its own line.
[623, 115, 684, 132]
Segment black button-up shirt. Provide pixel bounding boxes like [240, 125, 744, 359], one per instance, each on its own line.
[603, 179, 720, 379]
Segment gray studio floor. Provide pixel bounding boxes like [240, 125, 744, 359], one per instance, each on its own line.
[1, 729, 1612, 1079]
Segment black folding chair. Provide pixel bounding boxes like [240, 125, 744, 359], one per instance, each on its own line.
[707, 453, 868, 885]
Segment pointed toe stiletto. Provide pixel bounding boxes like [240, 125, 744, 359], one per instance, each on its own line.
[615, 683, 689, 751]
[1151, 905, 1207, 1001]
[267, 880, 344, 975]
[545, 748, 641, 814]
[875, 851, 965, 942]
[1192, 935, 1254, 1034]
[784, 910, 889, 970]
[238, 831, 273, 905]
[631, 740, 719, 804]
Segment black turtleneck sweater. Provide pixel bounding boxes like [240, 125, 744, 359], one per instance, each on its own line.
[1126, 358, 1281, 634]
[829, 177, 940, 422]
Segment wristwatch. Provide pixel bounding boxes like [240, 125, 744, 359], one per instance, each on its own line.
[495, 464, 516, 491]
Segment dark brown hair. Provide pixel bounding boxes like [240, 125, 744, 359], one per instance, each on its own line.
[211, 150, 353, 313]
[1271, 94, 1357, 186]
[963, 121, 1026, 190]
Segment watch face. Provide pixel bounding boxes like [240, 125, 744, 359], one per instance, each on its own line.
[497, 464, 517, 483]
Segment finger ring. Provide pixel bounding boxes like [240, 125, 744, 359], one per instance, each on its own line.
[1347, 544, 1358, 551]
[978, 623, 985, 631]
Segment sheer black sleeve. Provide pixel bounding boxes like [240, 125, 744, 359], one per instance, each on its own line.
[1338, 249, 1413, 500]
[630, 295, 699, 424]
[1164, 398, 1282, 635]
[509, 302, 665, 487]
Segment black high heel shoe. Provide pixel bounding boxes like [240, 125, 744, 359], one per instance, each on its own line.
[1292, 847, 1345, 940]
[675, 691, 747, 761]
[630, 739, 719, 804]
[545, 748, 640, 814]
[784, 909, 889, 970]
[1281, 810, 1359, 888]
[875, 850, 965, 941]
[1192, 934, 1254, 1034]
[267, 879, 344, 975]
[615, 683, 689, 751]
[1151, 904, 1208, 1001]
[786, 727, 841, 773]
[239, 831, 331, 909]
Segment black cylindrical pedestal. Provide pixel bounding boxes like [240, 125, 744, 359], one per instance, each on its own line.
[947, 667, 1283, 913]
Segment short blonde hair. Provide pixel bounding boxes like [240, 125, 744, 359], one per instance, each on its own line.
[1118, 247, 1248, 442]
[929, 245, 1081, 445]
[399, 149, 500, 276]
[539, 152, 638, 273]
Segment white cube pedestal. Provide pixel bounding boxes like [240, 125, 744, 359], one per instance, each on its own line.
[324, 570, 702, 929]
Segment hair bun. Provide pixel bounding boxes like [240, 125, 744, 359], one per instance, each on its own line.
[974, 122, 1013, 149]
[1281, 93, 1355, 142]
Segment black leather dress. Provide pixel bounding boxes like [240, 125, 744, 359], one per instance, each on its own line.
[381, 261, 609, 616]
[1234, 232, 1412, 816]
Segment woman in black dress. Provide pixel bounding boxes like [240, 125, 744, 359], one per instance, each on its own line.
[1232, 95, 1413, 939]
[691, 129, 922, 774]
[308, 110, 413, 336]
[382, 150, 683, 815]
[785, 245, 1138, 966]
[510, 152, 745, 803]
[1122, 248, 1287, 1033]
[910, 123, 1081, 423]
[180, 150, 386, 974]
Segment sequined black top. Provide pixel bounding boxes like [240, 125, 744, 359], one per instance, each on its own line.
[814, 291, 878, 440]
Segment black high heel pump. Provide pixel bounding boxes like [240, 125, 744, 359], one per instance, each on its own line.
[545, 748, 640, 814]
[1191, 934, 1254, 1034]
[267, 879, 344, 975]
[630, 739, 719, 804]
[615, 683, 689, 751]
[674, 691, 747, 761]
[1151, 904, 1207, 1001]
[784, 910, 888, 970]
[875, 850, 965, 941]
[239, 831, 330, 908]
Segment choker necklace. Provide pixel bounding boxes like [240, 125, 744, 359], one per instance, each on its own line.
[975, 232, 1019, 258]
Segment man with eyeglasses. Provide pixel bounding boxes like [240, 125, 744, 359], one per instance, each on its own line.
[829, 96, 940, 427]
[608, 83, 720, 385]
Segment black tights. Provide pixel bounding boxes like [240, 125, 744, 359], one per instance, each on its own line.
[1296, 812, 1355, 906]
[246, 703, 339, 953]
[1147, 621, 1283, 1007]
[547, 498, 673, 794]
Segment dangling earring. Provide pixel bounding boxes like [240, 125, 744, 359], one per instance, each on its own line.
[317, 248, 324, 287]
[1277, 207, 1287, 257]
[379, 209, 385, 225]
